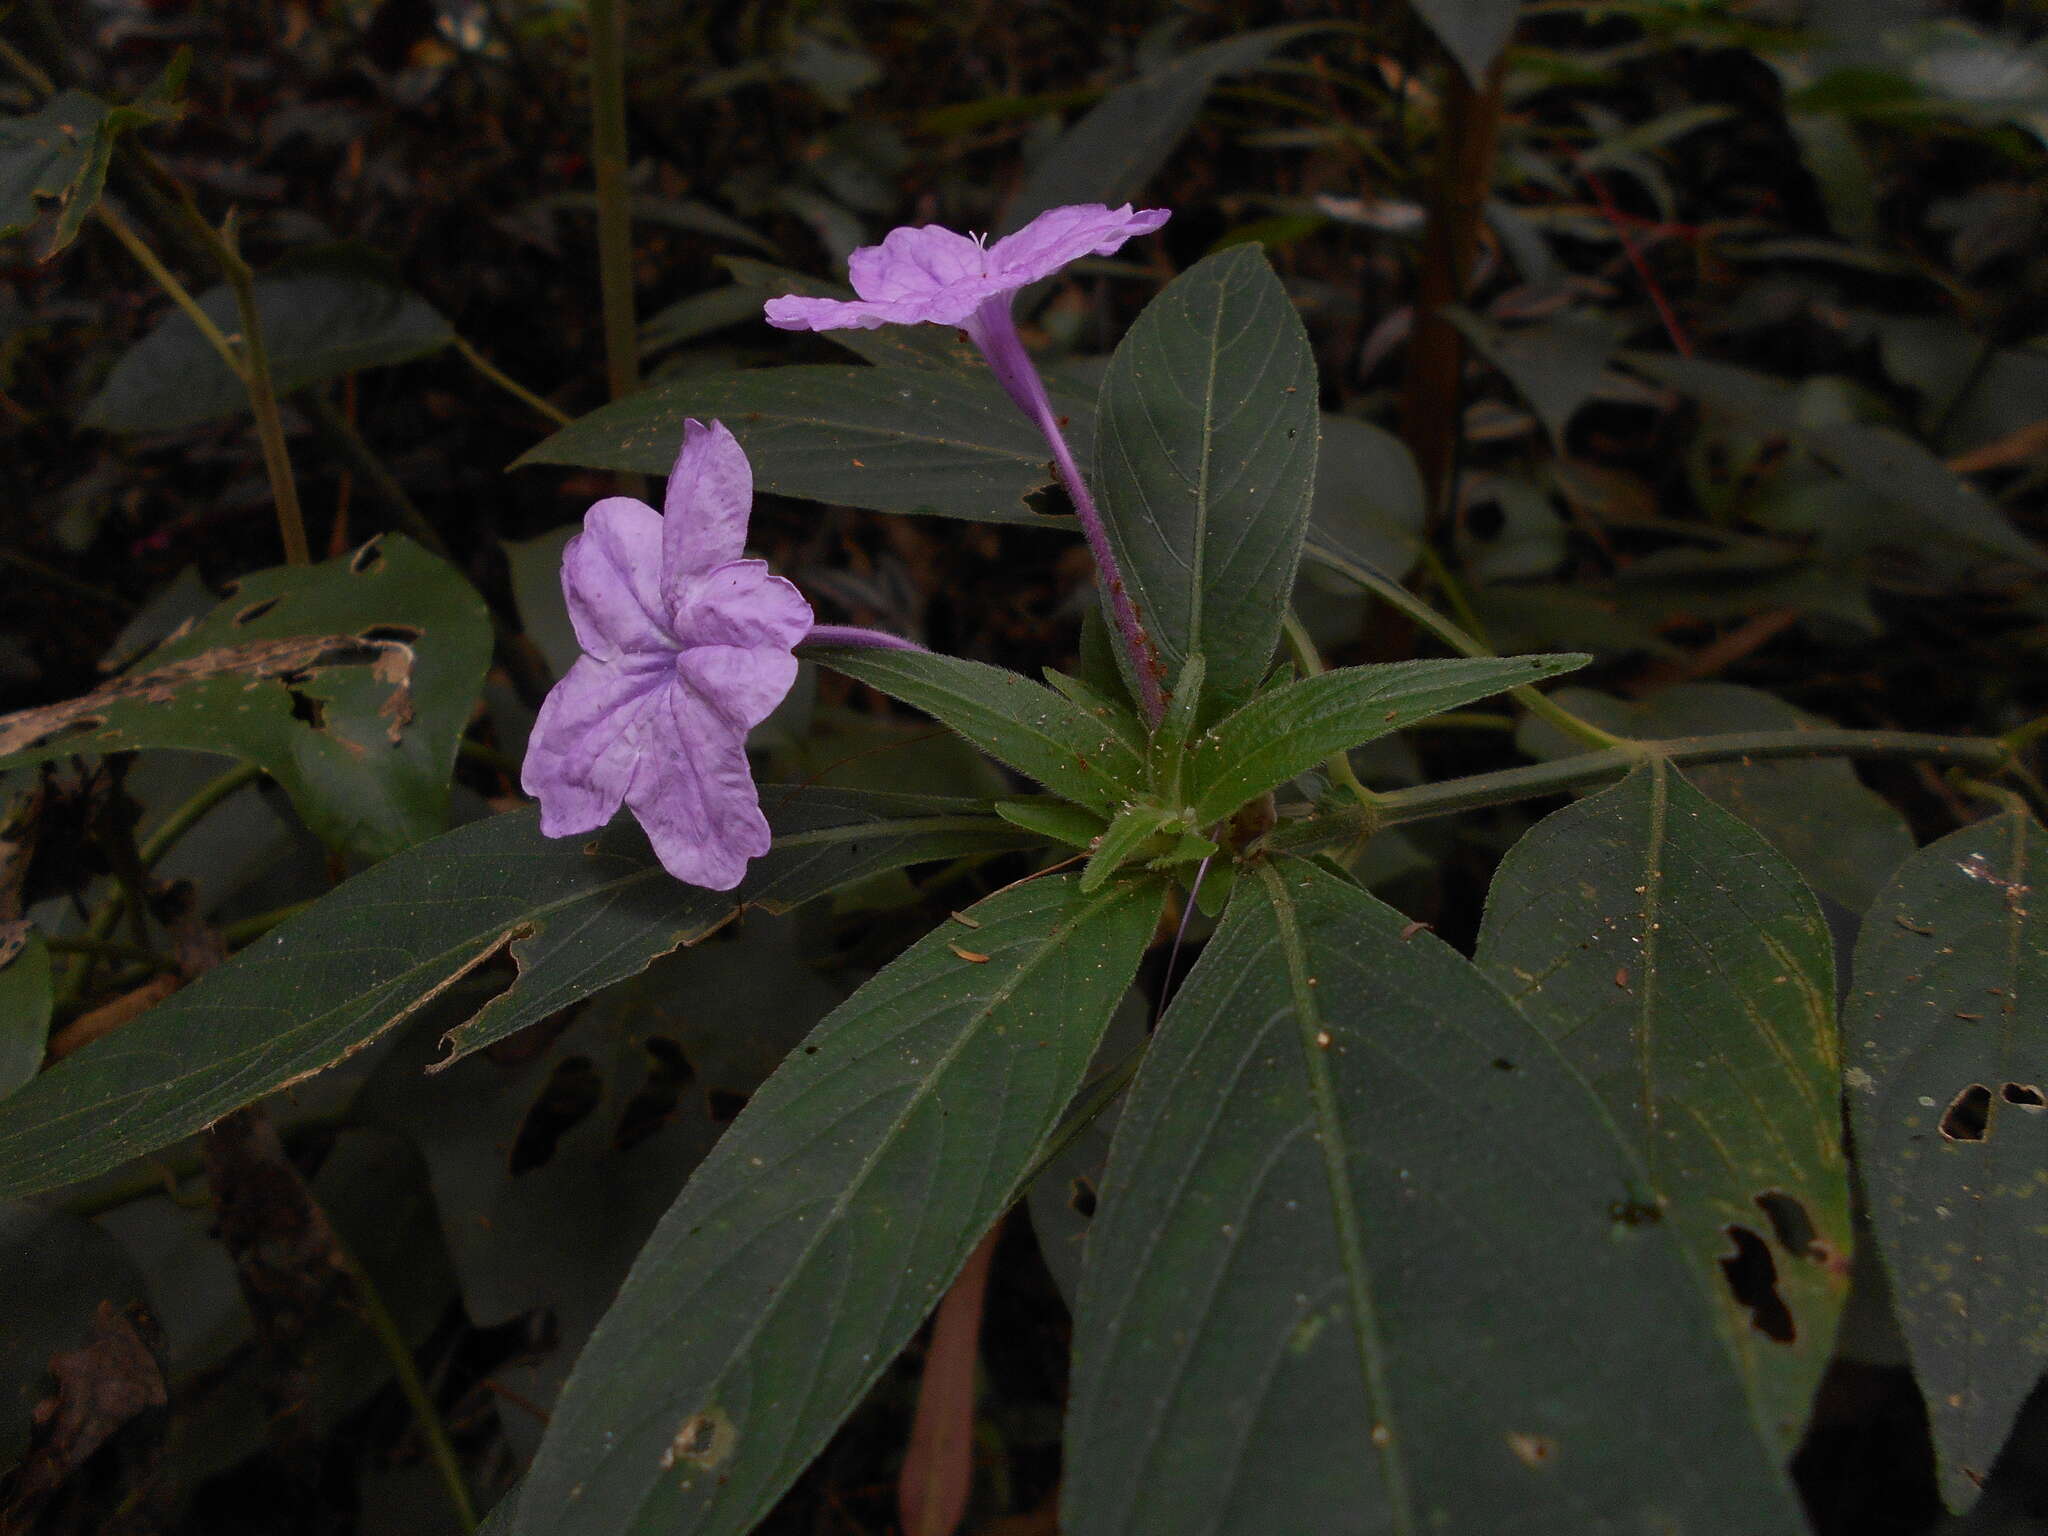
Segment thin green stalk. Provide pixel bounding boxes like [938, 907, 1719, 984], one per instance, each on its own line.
[305, 393, 453, 558]
[335, 1232, 477, 1534]
[139, 763, 264, 867]
[120, 147, 311, 567]
[43, 935, 171, 967]
[1280, 609, 1385, 819]
[586, 0, 638, 407]
[0, 34, 55, 96]
[95, 204, 246, 380]
[452, 335, 573, 428]
[213, 213, 310, 565]
[1259, 728, 2009, 855]
[1311, 546, 1627, 751]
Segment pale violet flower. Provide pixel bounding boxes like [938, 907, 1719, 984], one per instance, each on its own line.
[765, 204, 1172, 721]
[520, 419, 814, 891]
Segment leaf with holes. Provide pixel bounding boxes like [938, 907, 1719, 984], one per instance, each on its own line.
[515, 365, 1088, 527]
[508, 872, 1163, 1536]
[1846, 812, 2048, 1509]
[360, 914, 847, 1457]
[0, 789, 1039, 1202]
[814, 647, 1147, 812]
[1095, 246, 1318, 727]
[82, 244, 453, 432]
[0, 87, 175, 260]
[1185, 654, 1587, 825]
[1475, 762, 1848, 1455]
[1064, 858, 1802, 1535]
[0, 536, 490, 863]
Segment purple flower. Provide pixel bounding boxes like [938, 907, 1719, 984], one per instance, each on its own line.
[764, 203, 1172, 723]
[763, 203, 1169, 338]
[521, 418, 813, 891]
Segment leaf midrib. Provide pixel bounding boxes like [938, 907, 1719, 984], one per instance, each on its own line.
[1256, 863, 1418, 1535]
[540, 877, 1148, 1536]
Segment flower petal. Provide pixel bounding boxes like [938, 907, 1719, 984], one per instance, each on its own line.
[520, 653, 670, 837]
[677, 643, 801, 733]
[561, 497, 672, 661]
[987, 203, 1171, 286]
[763, 293, 902, 332]
[624, 679, 771, 890]
[674, 561, 815, 655]
[662, 417, 753, 582]
[847, 223, 988, 304]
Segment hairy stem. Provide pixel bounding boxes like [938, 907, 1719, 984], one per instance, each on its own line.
[966, 298, 1165, 724]
[1260, 728, 2009, 854]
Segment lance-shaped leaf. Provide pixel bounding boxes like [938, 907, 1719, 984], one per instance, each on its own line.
[0, 790, 1037, 1202]
[815, 647, 1146, 812]
[0, 536, 488, 863]
[1065, 858, 1803, 1535]
[0, 931, 51, 1102]
[1409, 0, 1522, 86]
[1095, 246, 1318, 727]
[509, 873, 1163, 1536]
[1476, 762, 1849, 1455]
[1185, 654, 1587, 825]
[1847, 812, 2048, 1509]
[516, 365, 1087, 527]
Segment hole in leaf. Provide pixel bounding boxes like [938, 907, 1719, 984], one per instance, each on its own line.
[1718, 1225, 1795, 1343]
[1608, 1197, 1662, 1227]
[235, 597, 280, 626]
[1755, 1191, 1819, 1260]
[25, 715, 108, 752]
[613, 1036, 696, 1152]
[350, 539, 385, 574]
[1024, 480, 1074, 518]
[2001, 1082, 2045, 1111]
[1940, 1084, 1992, 1141]
[286, 689, 326, 729]
[509, 1056, 603, 1174]
[1491, 1057, 1517, 1072]
[358, 624, 422, 644]
[707, 1088, 749, 1124]
[1068, 1177, 1098, 1219]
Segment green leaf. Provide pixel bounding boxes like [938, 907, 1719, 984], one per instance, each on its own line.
[1005, 27, 1322, 230]
[0, 931, 51, 1102]
[1302, 416, 1426, 582]
[1409, 0, 1522, 85]
[0, 536, 489, 863]
[814, 647, 1147, 812]
[0, 789, 1038, 1202]
[82, 244, 453, 432]
[1476, 762, 1849, 1454]
[996, 798, 1107, 850]
[1518, 684, 1916, 914]
[1626, 352, 2046, 569]
[508, 873, 1163, 1536]
[516, 365, 1078, 527]
[1064, 858, 1803, 1535]
[1081, 804, 1174, 892]
[1095, 246, 1319, 727]
[1186, 654, 1587, 825]
[1846, 812, 2048, 1509]
[0, 88, 173, 260]
[1447, 308, 1626, 448]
